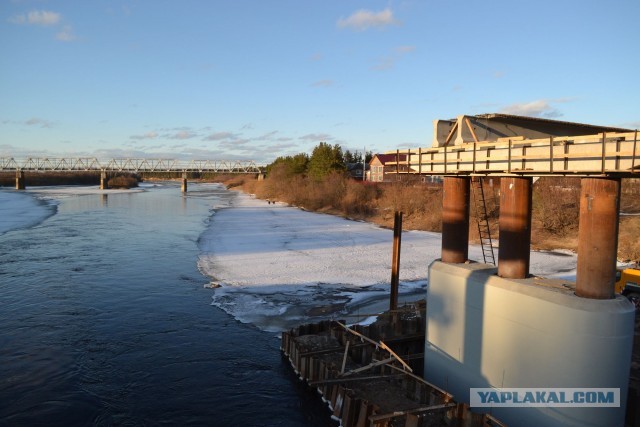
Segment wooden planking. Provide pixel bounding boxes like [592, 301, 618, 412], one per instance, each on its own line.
[385, 131, 639, 177]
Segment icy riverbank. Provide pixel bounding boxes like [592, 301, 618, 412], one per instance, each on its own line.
[0, 189, 55, 235]
[197, 191, 578, 332]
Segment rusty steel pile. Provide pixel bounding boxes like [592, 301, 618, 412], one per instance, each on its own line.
[280, 304, 504, 427]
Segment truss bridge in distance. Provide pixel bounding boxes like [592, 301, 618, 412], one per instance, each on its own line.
[0, 157, 265, 174]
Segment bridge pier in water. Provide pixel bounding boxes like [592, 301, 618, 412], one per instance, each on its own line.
[181, 172, 188, 193]
[15, 170, 25, 190]
[100, 171, 108, 190]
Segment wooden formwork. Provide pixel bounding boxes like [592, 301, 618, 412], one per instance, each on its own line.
[281, 317, 506, 427]
[386, 131, 639, 177]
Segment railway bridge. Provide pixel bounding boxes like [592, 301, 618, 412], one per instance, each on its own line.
[1, 157, 265, 191]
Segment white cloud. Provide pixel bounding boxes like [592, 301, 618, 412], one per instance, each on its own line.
[299, 133, 334, 142]
[372, 57, 394, 71]
[167, 130, 196, 140]
[10, 10, 61, 26]
[257, 131, 278, 140]
[56, 25, 76, 42]
[203, 131, 237, 141]
[371, 46, 416, 71]
[130, 131, 159, 140]
[311, 79, 334, 88]
[500, 99, 566, 118]
[371, 45, 414, 71]
[395, 46, 415, 54]
[621, 121, 640, 130]
[25, 117, 53, 128]
[337, 8, 399, 31]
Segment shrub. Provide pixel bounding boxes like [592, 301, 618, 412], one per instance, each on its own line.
[108, 174, 139, 189]
[532, 177, 580, 235]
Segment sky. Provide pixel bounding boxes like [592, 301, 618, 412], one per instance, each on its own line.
[1, 0, 639, 164]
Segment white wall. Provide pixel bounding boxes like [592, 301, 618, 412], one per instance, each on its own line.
[424, 261, 635, 427]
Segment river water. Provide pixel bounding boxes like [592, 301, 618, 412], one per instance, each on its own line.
[0, 183, 331, 426]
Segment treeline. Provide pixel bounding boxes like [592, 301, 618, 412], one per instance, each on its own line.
[265, 142, 371, 180]
[241, 142, 442, 230]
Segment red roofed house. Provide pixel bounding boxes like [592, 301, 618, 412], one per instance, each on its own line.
[367, 153, 410, 182]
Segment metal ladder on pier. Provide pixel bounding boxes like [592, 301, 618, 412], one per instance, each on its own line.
[471, 177, 496, 265]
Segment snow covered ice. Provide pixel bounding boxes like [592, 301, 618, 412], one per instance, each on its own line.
[198, 191, 579, 332]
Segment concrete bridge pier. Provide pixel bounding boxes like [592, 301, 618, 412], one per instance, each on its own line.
[100, 171, 108, 190]
[15, 170, 25, 190]
[576, 177, 621, 299]
[181, 172, 188, 193]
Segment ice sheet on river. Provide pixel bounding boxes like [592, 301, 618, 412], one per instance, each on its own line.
[198, 192, 578, 332]
[0, 189, 55, 235]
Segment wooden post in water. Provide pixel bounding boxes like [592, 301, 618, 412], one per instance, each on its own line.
[390, 211, 403, 311]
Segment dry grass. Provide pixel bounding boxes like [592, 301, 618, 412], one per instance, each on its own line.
[532, 177, 581, 236]
[619, 218, 640, 262]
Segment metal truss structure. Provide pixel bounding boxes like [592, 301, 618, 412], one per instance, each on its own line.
[0, 158, 264, 173]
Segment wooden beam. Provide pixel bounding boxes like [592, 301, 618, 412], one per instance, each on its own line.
[465, 117, 479, 143]
[340, 357, 396, 377]
[444, 121, 458, 146]
[300, 347, 344, 357]
[336, 322, 413, 373]
[341, 340, 350, 374]
[368, 402, 458, 422]
[633, 130, 637, 171]
[385, 364, 452, 397]
[308, 373, 405, 387]
[379, 341, 413, 372]
[336, 321, 380, 347]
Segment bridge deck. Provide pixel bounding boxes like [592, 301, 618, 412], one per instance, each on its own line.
[385, 131, 639, 177]
[0, 158, 263, 173]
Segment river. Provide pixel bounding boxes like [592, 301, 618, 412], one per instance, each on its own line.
[0, 183, 331, 426]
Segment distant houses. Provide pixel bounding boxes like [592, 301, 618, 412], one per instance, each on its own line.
[346, 162, 367, 180]
[366, 153, 441, 184]
[367, 153, 410, 182]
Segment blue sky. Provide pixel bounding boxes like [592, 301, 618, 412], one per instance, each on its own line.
[1, 0, 639, 164]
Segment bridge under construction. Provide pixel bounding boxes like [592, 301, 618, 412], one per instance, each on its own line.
[381, 114, 638, 427]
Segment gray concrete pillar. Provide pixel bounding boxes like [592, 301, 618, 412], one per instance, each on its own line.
[181, 172, 188, 193]
[15, 170, 25, 190]
[100, 171, 108, 190]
